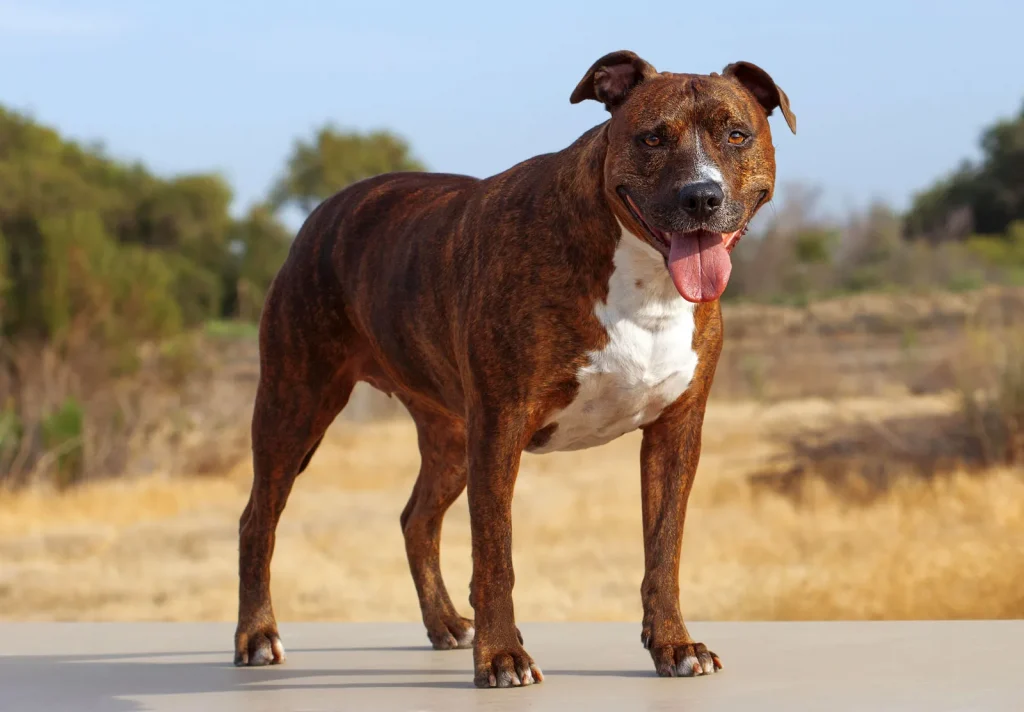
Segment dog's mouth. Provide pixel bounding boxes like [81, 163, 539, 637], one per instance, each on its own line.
[617, 188, 748, 303]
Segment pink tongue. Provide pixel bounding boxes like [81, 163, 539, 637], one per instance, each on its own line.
[667, 231, 733, 303]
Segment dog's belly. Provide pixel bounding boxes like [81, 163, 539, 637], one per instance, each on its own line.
[528, 227, 699, 454]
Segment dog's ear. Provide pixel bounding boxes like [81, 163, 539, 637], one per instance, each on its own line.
[722, 61, 797, 135]
[570, 50, 658, 112]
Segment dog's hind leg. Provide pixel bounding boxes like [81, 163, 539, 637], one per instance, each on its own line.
[400, 404, 474, 650]
[234, 279, 358, 667]
[234, 372, 353, 666]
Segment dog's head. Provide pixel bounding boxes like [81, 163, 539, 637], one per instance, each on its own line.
[571, 50, 796, 303]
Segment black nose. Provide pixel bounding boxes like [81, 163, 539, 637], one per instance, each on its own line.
[679, 181, 724, 220]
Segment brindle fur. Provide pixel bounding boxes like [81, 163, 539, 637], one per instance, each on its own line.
[235, 49, 795, 688]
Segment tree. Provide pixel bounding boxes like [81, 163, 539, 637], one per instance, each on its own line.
[222, 203, 293, 319]
[0, 104, 294, 483]
[269, 125, 425, 213]
[906, 101, 1024, 240]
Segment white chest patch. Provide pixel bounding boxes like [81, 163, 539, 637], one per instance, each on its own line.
[530, 223, 699, 454]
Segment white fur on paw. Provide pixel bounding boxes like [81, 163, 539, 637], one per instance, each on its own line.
[701, 656, 715, 674]
[272, 638, 286, 663]
[496, 669, 517, 688]
[457, 626, 475, 647]
[250, 645, 275, 666]
[678, 654, 701, 677]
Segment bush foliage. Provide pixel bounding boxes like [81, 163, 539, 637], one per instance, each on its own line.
[0, 108, 421, 484]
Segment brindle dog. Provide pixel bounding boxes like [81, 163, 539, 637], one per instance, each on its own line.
[234, 50, 796, 688]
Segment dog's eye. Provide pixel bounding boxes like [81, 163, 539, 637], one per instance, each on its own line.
[642, 133, 661, 147]
[728, 131, 748, 146]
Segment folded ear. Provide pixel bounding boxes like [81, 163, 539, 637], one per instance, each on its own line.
[722, 61, 797, 134]
[570, 50, 658, 112]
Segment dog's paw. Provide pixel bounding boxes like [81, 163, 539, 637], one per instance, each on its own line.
[234, 628, 286, 667]
[474, 646, 544, 688]
[648, 641, 721, 677]
[427, 616, 475, 650]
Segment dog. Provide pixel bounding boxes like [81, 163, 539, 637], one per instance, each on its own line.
[234, 49, 796, 688]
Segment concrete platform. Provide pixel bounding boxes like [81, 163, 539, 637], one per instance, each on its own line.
[1, 621, 1020, 711]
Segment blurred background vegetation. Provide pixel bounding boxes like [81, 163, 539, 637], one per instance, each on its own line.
[1, 99, 1023, 488]
[0, 110, 421, 486]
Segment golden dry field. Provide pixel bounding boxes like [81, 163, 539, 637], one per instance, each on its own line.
[3, 390, 1022, 624]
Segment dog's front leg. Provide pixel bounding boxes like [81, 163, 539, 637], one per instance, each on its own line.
[466, 408, 543, 688]
[638, 398, 722, 677]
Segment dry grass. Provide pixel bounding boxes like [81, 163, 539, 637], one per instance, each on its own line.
[2, 395, 1022, 623]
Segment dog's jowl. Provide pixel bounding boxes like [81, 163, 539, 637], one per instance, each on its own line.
[234, 50, 796, 688]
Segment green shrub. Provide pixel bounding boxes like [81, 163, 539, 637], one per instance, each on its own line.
[41, 397, 85, 488]
[204, 319, 259, 340]
[0, 400, 22, 471]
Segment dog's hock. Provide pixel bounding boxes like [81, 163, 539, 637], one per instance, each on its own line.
[570, 50, 658, 111]
[722, 61, 797, 135]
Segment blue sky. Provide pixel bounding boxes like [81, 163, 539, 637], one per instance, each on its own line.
[2, 0, 1022, 226]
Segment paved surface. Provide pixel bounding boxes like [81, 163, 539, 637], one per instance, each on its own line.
[1, 621, 1021, 711]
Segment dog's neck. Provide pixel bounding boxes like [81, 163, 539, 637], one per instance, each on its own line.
[551, 122, 620, 231]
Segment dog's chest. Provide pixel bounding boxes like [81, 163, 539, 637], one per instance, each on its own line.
[529, 230, 699, 454]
